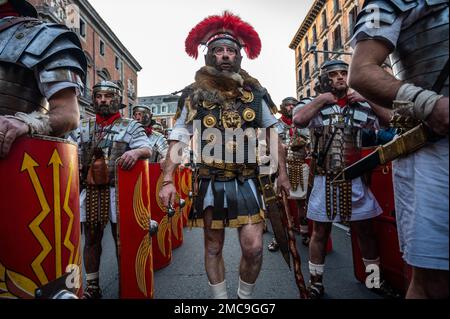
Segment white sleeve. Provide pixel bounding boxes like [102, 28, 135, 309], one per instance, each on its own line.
[168, 106, 193, 145]
[259, 99, 279, 128]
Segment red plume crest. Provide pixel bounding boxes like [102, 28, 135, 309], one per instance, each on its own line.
[185, 11, 262, 60]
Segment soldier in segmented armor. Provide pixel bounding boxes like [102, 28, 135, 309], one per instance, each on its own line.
[159, 12, 290, 299]
[0, 0, 86, 157]
[153, 122, 164, 135]
[69, 81, 152, 299]
[133, 105, 169, 163]
[294, 60, 388, 298]
[268, 97, 311, 252]
[350, 0, 449, 299]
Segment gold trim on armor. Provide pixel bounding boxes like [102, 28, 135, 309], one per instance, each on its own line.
[239, 90, 254, 104]
[198, 167, 257, 180]
[222, 110, 242, 129]
[203, 114, 218, 128]
[188, 211, 265, 230]
[86, 185, 110, 229]
[242, 108, 256, 122]
[185, 98, 198, 124]
[202, 100, 217, 110]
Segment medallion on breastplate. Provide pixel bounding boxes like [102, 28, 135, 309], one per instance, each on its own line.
[203, 114, 217, 128]
[242, 108, 256, 122]
[222, 110, 242, 129]
[239, 89, 254, 104]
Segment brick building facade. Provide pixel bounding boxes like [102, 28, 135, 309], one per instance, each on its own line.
[289, 0, 364, 99]
[28, 0, 142, 118]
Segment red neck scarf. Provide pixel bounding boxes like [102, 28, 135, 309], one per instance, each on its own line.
[0, 3, 20, 18]
[96, 112, 121, 127]
[281, 115, 294, 136]
[145, 127, 153, 136]
[280, 115, 292, 126]
[337, 96, 349, 108]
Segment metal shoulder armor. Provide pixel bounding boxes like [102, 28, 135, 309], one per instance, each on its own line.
[0, 18, 87, 80]
[275, 120, 289, 142]
[355, 0, 447, 35]
[293, 97, 314, 114]
[260, 88, 278, 115]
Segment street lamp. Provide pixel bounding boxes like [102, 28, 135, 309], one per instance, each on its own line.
[308, 43, 353, 57]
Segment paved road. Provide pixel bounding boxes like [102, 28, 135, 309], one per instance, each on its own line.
[84, 223, 380, 299]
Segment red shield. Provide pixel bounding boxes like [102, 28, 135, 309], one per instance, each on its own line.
[0, 136, 82, 299]
[116, 160, 154, 299]
[148, 163, 172, 271]
[361, 147, 395, 217]
[171, 168, 185, 249]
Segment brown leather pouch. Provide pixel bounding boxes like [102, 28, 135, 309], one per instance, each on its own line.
[87, 157, 109, 185]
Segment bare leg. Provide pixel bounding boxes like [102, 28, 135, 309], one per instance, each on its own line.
[203, 208, 226, 285]
[237, 221, 264, 299]
[309, 221, 332, 265]
[308, 221, 332, 298]
[350, 219, 402, 298]
[351, 219, 379, 261]
[297, 199, 310, 246]
[83, 223, 104, 274]
[82, 223, 104, 298]
[407, 267, 449, 299]
[238, 222, 264, 284]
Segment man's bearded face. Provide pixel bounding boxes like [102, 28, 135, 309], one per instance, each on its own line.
[328, 69, 349, 93]
[94, 92, 115, 116]
[212, 45, 237, 72]
[285, 103, 295, 115]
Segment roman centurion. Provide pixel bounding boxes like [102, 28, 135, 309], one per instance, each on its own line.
[159, 11, 291, 299]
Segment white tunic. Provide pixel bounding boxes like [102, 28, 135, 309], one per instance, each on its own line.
[352, 1, 449, 270]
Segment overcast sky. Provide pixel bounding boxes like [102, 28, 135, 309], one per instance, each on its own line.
[89, 0, 314, 105]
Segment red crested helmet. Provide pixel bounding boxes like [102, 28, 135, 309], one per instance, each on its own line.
[185, 11, 262, 72]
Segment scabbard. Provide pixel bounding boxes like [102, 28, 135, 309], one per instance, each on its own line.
[339, 124, 429, 182]
[257, 175, 290, 268]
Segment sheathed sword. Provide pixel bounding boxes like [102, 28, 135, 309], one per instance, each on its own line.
[258, 175, 290, 267]
[336, 123, 430, 181]
[340, 56, 448, 182]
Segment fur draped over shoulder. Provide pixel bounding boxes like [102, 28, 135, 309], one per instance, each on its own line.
[174, 66, 277, 121]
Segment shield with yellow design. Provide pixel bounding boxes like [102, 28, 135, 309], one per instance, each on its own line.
[171, 168, 184, 250]
[148, 163, 172, 271]
[0, 136, 82, 299]
[116, 160, 154, 299]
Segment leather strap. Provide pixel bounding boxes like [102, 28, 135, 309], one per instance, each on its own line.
[432, 58, 449, 94]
